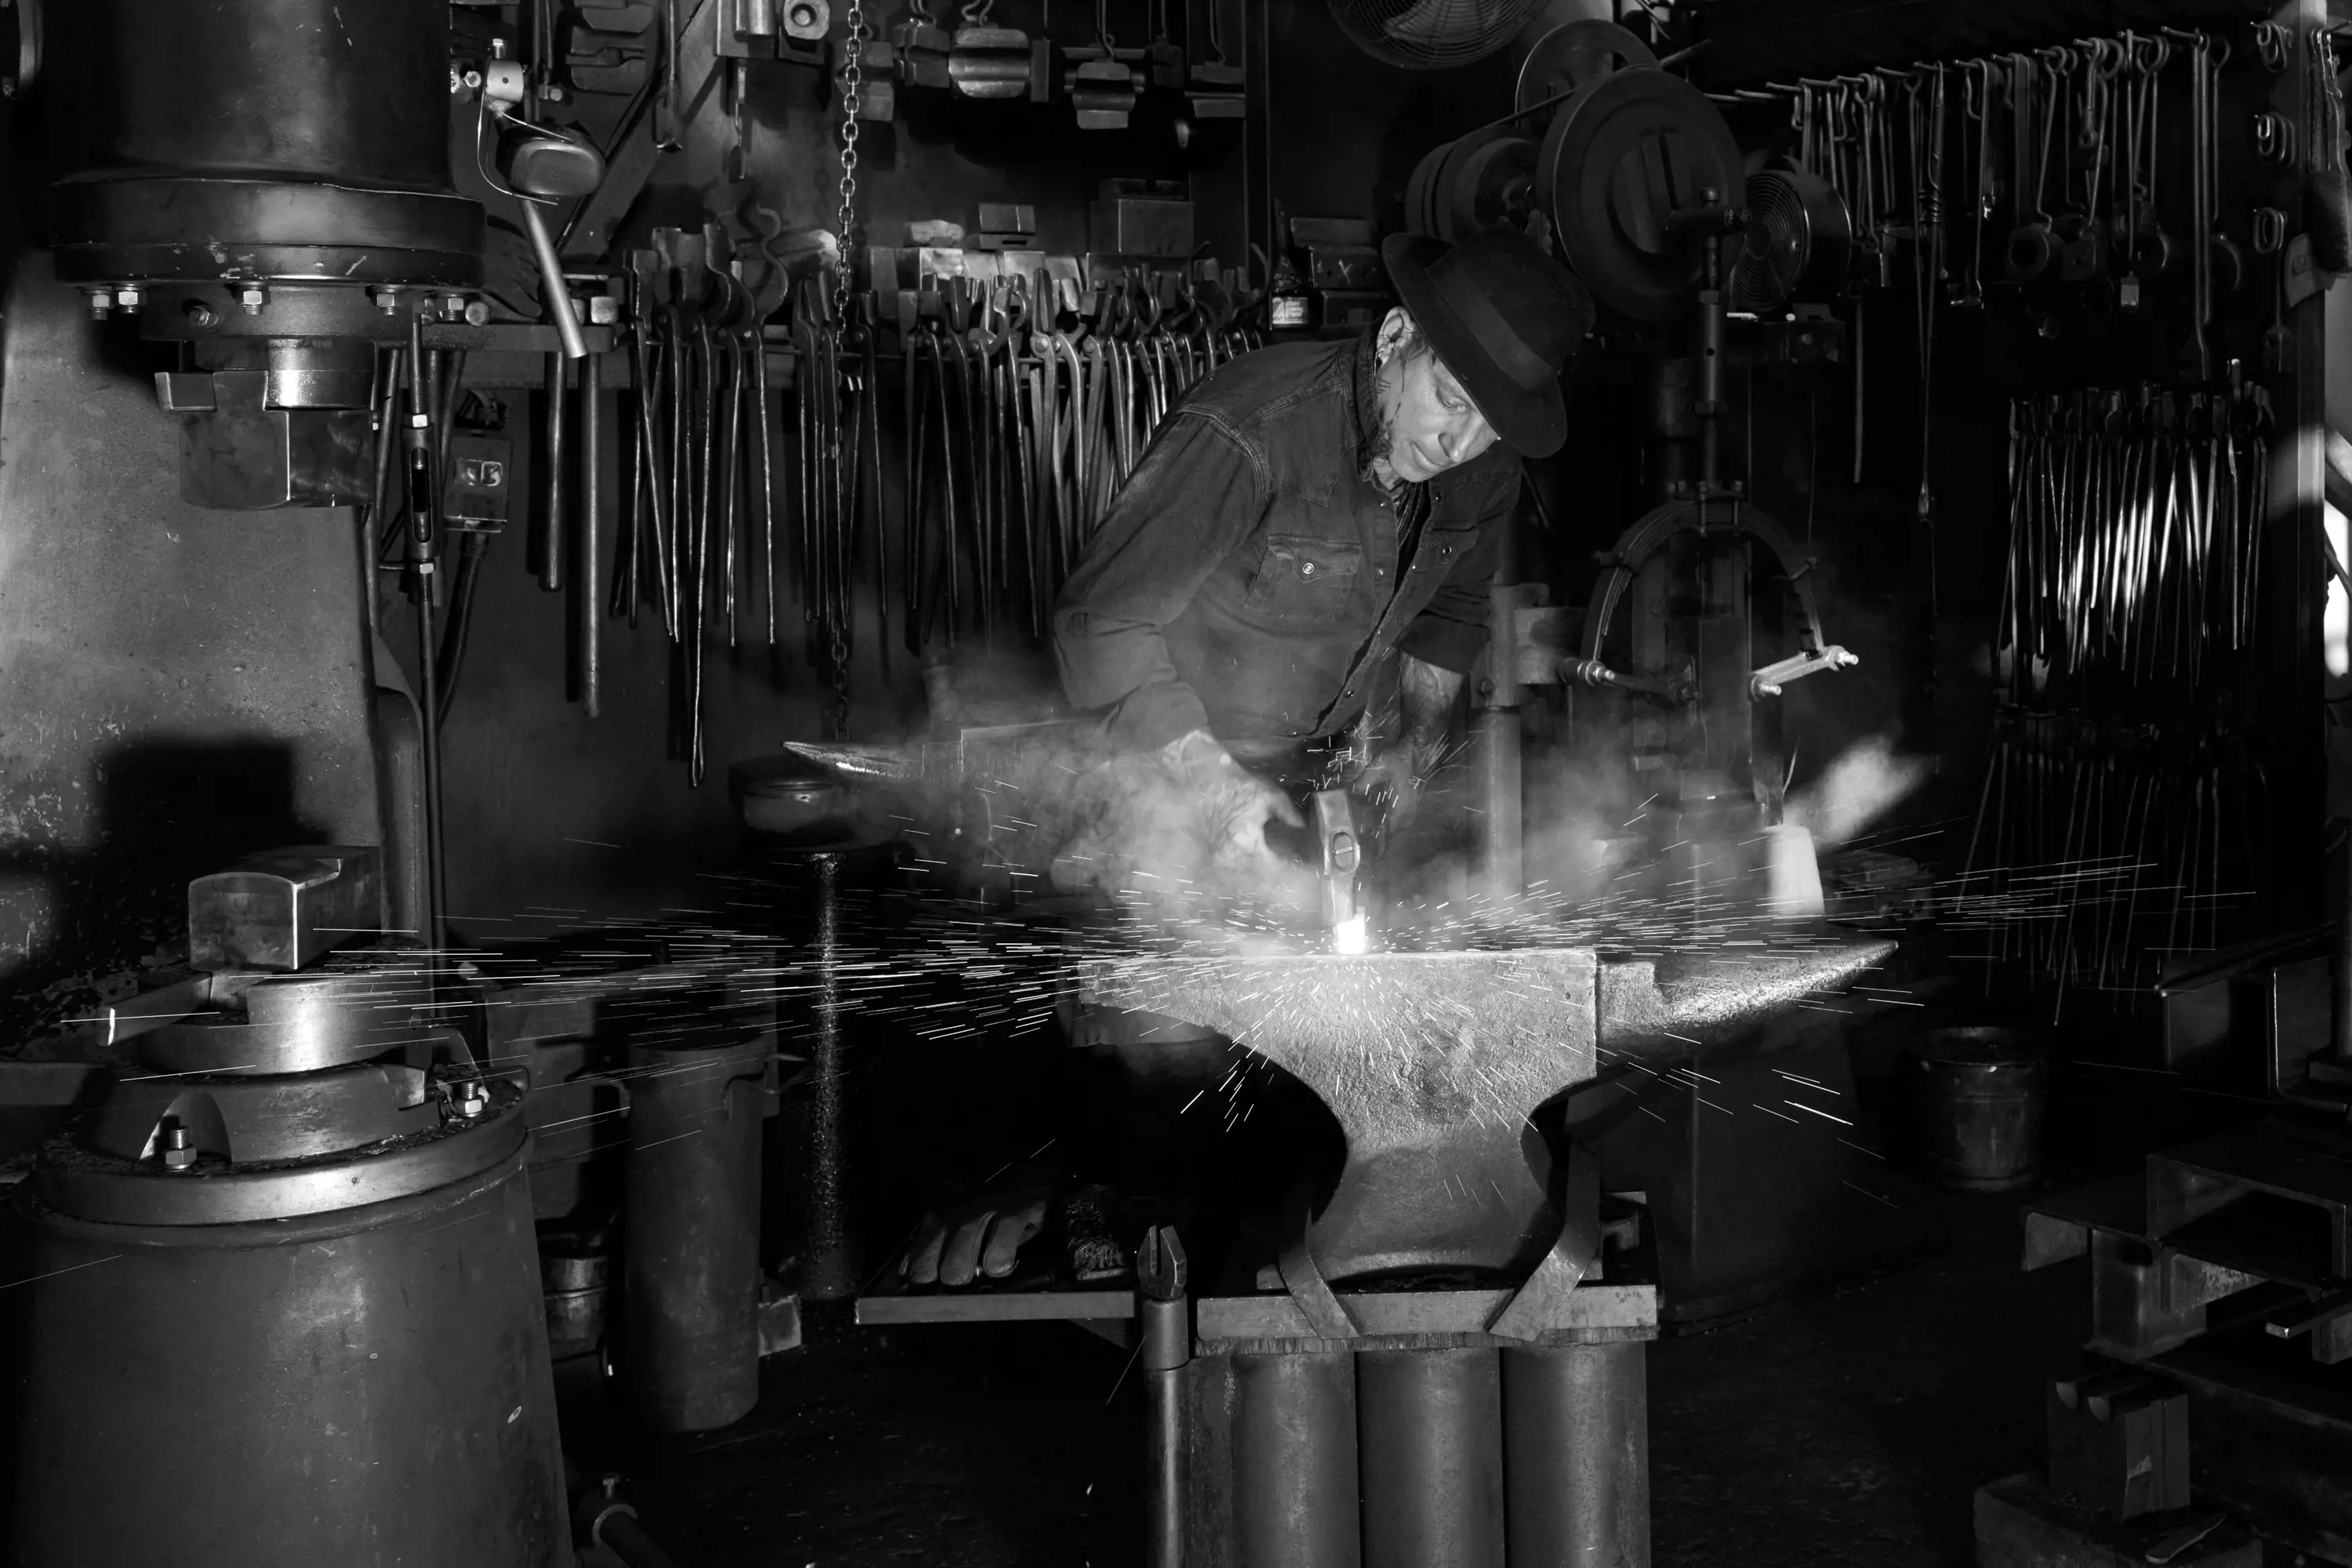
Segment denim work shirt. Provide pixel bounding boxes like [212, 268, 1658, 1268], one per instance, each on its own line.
[1051, 332, 1518, 754]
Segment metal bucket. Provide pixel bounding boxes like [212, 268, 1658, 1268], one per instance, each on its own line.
[541, 1239, 608, 1359]
[1907, 1026, 2048, 1192]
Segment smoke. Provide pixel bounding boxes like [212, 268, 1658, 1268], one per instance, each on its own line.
[1046, 746, 1320, 920]
[1783, 735, 1933, 848]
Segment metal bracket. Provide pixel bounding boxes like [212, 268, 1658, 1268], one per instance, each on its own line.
[1751, 644, 1859, 699]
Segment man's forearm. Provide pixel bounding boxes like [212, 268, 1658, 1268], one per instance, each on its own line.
[1399, 652, 1464, 760]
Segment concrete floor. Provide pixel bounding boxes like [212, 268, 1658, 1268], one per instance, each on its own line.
[561, 1185, 2088, 1567]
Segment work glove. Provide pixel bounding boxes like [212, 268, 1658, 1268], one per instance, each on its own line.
[895, 1171, 1128, 1288]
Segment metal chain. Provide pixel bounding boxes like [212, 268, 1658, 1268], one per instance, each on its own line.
[829, 622, 852, 739]
[829, 0, 866, 739]
[836, 0, 866, 321]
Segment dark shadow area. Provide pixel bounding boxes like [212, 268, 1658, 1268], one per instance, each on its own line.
[0, 739, 328, 1045]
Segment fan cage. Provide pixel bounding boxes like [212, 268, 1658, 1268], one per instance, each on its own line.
[1327, 0, 1549, 70]
[1727, 172, 1811, 312]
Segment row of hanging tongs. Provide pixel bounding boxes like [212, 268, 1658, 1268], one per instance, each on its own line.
[898, 264, 1260, 650]
[1998, 379, 2272, 699]
[611, 236, 1263, 768]
[615, 223, 791, 782]
[1958, 710, 2256, 998]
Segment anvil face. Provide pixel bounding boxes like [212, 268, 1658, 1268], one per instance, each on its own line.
[1080, 933, 1896, 1283]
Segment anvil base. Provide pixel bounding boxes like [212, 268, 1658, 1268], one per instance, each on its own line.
[1183, 1276, 1657, 1568]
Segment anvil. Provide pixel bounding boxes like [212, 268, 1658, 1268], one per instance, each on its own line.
[1079, 933, 1896, 1291]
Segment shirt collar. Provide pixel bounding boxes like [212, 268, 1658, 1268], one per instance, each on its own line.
[1352, 325, 1404, 492]
[1350, 325, 1381, 452]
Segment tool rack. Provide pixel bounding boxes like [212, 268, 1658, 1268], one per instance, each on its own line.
[2024, 1118, 2352, 1561]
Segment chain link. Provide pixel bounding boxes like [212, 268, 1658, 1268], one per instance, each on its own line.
[836, 0, 867, 319]
[829, 623, 852, 739]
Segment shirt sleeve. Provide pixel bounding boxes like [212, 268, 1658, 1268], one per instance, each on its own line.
[1051, 412, 1269, 752]
[1395, 465, 1519, 674]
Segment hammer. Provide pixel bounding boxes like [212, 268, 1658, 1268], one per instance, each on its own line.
[1309, 789, 1366, 948]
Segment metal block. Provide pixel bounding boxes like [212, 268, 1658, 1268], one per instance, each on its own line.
[1974, 1472, 2259, 1568]
[1196, 1283, 1658, 1350]
[855, 1287, 1137, 1326]
[2158, 1335, 2352, 1564]
[2149, 1124, 2352, 1278]
[187, 846, 382, 972]
[758, 1279, 802, 1356]
[976, 202, 1036, 234]
[172, 370, 372, 510]
[1307, 245, 1383, 291]
[1090, 192, 1193, 257]
[2048, 1369, 2190, 1521]
[2087, 1231, 2243, 1361]
[1316, 289, 1393, 332]
[443, 434, 513, 528]
[1290, 216, 1377, 248]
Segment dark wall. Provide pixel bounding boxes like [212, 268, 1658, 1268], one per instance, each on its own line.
[0, 257, 380, 1038]
[1264, 0, 1518, 240]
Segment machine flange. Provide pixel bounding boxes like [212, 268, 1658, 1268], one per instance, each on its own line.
[1540, 66, 1744, 321]
[1513, 16, 1656, 115]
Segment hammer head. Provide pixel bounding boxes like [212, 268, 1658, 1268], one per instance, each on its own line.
[1309, 789, 1365, 949]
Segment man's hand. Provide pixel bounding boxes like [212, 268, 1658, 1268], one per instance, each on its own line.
[1160, 729, 1307, 884]
[1356, 655, 1463, 833]
[1049, 730, 1315, 911]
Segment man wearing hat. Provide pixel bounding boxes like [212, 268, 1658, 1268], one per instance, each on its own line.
[1051, 228, 1595, 895]
[894, 232, 1593, 1290]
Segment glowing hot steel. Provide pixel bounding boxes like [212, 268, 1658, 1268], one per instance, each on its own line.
[1331, 914, 1371, 955]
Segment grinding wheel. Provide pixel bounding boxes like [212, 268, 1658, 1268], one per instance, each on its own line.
[1405, 140, 1450, 238]
[1428, 123, 1512, 241]
[1436, 134, 1540, 243]
[1515, 17, 1655, 116]
[1541, 66, 1743, 321]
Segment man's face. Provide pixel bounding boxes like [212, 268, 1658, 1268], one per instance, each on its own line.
[1371, 321, 1500, 485]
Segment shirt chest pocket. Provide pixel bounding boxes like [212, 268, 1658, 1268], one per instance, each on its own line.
[1243, 534, 1364, 626]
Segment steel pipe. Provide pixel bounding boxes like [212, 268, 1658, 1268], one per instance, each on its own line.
[1359, 1347, 1506, 1568]
[582, 350, 603, 715]
[1501, 1341, 1651, 1568]
[623, 1029, 771, 1432]
[1232, 1351, 1361, 1568]
[801, 850, 857, 1300]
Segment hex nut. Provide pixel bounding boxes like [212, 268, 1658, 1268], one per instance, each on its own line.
[784, 0, 830, 40]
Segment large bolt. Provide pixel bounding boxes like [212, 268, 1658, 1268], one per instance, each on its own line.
[372, 287, 401, 314]
[453, 1080, 489, 1119]
[237, 284, 268, 316]
[84, 288, 114, 321]
[160, 1123, 198, 1171]
[183, 299, 219, 329]
[114, 285, 142, 314]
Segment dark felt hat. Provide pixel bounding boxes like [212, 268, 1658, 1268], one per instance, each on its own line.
[1381, 230, 1595, 459]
